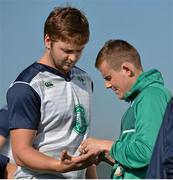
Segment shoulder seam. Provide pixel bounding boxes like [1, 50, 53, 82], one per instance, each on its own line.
[10, 81, 31, 89]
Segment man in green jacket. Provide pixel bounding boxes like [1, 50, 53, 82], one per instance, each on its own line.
[79, 39, 171, 179]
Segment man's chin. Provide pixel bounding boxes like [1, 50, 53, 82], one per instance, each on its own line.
[64, 65, 74, 71]
[117, 95, 124, 100]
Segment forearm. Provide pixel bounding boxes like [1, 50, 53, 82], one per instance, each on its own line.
[100, 140, 114, 152]
[111, 139, 151, 168]
[15, 147, 98, 173]
[11, 129, 65, 173]
[14, 146, 62, 173]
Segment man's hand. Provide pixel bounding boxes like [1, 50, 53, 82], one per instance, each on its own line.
[79, 137, 113, 154]
[79, 137, 114, 165]
[60, 150, 99, 172]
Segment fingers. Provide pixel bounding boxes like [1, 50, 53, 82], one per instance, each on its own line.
[61, 150, 72, 161]
[79, 138, 101, 155]
[79, 138, 92, 150]
[74, 151, 97, 163]
[61, 150, 67, 161]
[79, 145, 88, 154]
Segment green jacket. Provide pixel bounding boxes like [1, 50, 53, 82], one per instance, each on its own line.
[110, 69, 171, 179]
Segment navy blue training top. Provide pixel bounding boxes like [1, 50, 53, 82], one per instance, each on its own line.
[146, 97, 173, 179]
[0, 154, 9, 178]
[0, 106, 9, 138]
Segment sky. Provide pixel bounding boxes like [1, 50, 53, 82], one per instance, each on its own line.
[0, 0, 173, 178]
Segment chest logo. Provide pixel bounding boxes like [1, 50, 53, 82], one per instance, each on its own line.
[44, 81, 54, 88]
[72, 104, 88, 135]
[77, 77, 86, 86]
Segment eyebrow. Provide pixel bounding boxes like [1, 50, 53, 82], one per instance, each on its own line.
[62, 47, 84, 52]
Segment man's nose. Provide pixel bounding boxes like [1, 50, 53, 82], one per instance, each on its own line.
[105, 81, 112, 89]
[68, 53, 78, 62]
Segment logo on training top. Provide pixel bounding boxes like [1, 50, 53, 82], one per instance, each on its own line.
[77, 77, 86, 86]
[72, 104, 88, 135]
[44, 81, 54, 88]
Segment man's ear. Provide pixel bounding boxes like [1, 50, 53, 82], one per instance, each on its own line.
[44, 34, 51, 49]
[121, 62, 134, 77]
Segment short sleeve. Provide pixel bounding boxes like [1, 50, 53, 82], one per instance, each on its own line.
[7, 82, 41, 130]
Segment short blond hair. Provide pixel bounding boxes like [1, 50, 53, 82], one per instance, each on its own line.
[95, 39, 143, 71]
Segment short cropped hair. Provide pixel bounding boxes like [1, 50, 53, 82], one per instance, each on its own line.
[95, 39, 142, 71]
[44, 6, 89, 45]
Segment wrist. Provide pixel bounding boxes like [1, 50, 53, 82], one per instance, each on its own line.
[102, 140, 113, 152]
[50, 159, 65, 173]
